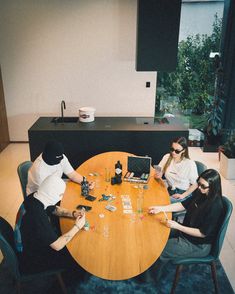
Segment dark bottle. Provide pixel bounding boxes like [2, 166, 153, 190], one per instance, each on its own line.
[81, 176, 89, 196]
[115, 160, 122, 178]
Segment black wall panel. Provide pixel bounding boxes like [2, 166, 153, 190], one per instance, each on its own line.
[136, 0, 182, 72]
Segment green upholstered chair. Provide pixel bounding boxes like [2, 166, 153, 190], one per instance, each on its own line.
[17, 161, 32, 199]
[170, 196, 233, 294]
[195, 160, 207, 176]
[0, 216, 67, 294]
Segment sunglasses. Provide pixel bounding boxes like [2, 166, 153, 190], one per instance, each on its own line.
[170, 147, 184, 154]
[197, 182, 209, 189]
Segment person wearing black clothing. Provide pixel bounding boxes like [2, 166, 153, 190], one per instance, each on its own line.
[15, 174, 86, 274]
[148, 169, 224, 281]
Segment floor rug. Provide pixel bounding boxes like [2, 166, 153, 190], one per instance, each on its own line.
[0, 260, 234, 293]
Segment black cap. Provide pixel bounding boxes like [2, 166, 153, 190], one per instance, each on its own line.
[42, 141, 64, 165]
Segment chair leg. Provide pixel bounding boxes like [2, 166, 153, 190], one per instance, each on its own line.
[16, 281, 21, 294]
[211, 261, 219, 294]
[170, 264, 183, 294]
[56, 273, 68, 294]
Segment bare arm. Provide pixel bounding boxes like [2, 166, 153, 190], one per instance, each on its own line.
[166, 220, 205, 238]
[67, 171, 95, 189]
[53, 206, 73, 218]
[67, 170, 83, 184]
[50, 214, 86, 251]
[148, 202, 184, 214]
[172, 183, 198, 200]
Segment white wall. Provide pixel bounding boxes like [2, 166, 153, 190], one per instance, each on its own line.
[0, 0, 156, 141]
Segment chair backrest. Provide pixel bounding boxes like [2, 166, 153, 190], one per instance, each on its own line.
[211, 196, 233, 259]
[0, 217, 20, 280]
[194, 160, 207, 176]
[17, 161, 32, 199]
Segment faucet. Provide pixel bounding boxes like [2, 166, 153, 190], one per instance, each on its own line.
[61, 100, 66, 120]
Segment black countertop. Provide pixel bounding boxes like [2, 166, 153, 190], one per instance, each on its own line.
[29, 117, 188, 132]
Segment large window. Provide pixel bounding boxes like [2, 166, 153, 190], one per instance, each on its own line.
[155, 4, 224, 133]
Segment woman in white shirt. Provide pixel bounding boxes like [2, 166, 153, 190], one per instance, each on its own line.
[155, 137, 198, 203]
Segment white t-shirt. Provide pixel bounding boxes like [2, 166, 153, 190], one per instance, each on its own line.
[158, 153, 198, 191]
[26, 154, 74, 195]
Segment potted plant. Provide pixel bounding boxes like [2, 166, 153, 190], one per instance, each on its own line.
[220, 132, 235, 179]
[202, 94, 224, 152]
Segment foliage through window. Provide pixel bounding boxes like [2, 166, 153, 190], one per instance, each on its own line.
[156, 14, 222, 130]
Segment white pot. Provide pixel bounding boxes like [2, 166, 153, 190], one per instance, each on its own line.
[220, 152, 235, 180]
[79, 107, 96, 123]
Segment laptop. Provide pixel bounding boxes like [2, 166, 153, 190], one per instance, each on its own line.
[123, 155, 152, 184]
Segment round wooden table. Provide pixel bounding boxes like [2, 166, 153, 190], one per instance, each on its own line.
[60, 151, 171, 280]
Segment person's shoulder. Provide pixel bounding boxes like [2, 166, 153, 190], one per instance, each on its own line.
[61, 154, 69, 163]
[162, 153, 170, 160]
[184, 158, 196, 166]
[212, 196, 224, 209]
[32, 154, 45, 169]
[61, 154, 73, 168]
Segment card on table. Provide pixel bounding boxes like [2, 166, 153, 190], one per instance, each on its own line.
[105, 205, 117, 212]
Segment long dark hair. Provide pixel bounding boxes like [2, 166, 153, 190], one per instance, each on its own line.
[190, 169, 223, 224]
[163, 137, 189, 174]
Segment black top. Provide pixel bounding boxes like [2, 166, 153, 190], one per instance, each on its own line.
[19, 195, 58, 271]
[182, 193, 224, 245]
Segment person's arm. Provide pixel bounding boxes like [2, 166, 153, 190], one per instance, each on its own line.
[148, 202, 184, 214]
[165, 220, 206, 238]
[67, 171, 95, 189]
[154, 154, 168, 179]
[50, 214, 86, 251]
[53, 206, 83, 219]
[172, 182, 198, 200]
[67, 170, 83, 184]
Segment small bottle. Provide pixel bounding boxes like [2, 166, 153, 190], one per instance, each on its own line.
[115, 160, 122, 178]
[81, 176, 89, 196]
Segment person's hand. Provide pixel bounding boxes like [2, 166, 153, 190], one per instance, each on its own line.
[164, 220, 181, 230]
[72, 209, 84, 219]
[89, 181, 95, 190]
[172, 193, 185, 200]
[154, 171, 162, 180]
[148, 206, 163, 214]
[75, 213, 86, 230]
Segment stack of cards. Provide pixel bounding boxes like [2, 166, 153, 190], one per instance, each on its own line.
[121, 195, 133, 214]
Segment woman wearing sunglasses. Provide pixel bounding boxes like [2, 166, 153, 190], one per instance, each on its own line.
[148, 169, 224, 281]
[155, 137, 198, 202]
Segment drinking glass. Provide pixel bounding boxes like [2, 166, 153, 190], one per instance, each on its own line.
[105, 168, 111, 182]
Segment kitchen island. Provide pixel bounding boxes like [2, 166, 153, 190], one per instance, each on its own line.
[28, 117, 188, 168]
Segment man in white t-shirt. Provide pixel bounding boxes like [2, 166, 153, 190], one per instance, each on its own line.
[27, 141, 93, 196]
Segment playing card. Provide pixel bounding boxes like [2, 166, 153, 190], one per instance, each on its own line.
[105, 205, 117, 212]
[123, 204, 132, 210]
[123, 209, 133, 214]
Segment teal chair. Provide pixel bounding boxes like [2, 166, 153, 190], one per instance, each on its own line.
[17, 161, 32, 199]
[170, 196, 233, 294]
[195, 160, 207, 176]
[0, 216, 67, 294]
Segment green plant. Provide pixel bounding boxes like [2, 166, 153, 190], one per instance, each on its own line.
[156, 14, 222, 121]
[223, 132, 235, 158]
[205, 95, 224, 137]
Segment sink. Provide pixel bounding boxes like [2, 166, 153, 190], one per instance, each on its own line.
[51, 117, 79, 123]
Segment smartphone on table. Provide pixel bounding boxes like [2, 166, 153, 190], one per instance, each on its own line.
[85, 195, 96, 201]
[77, 205, 92, 211]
